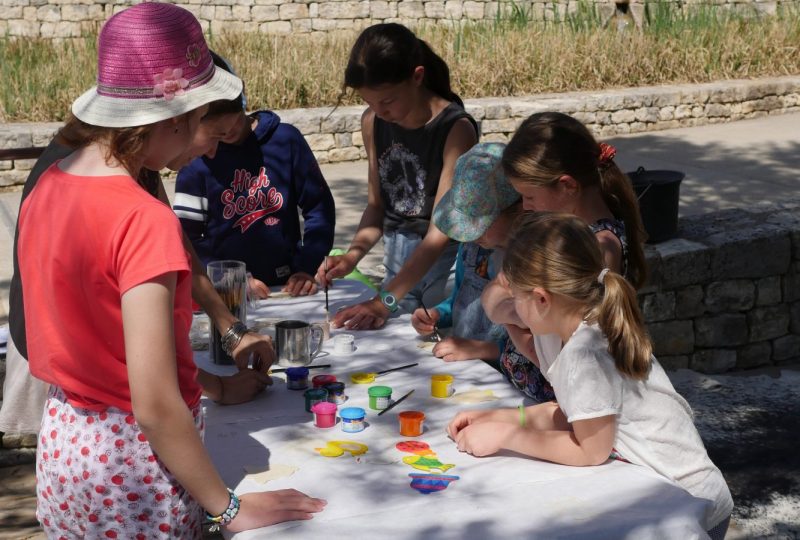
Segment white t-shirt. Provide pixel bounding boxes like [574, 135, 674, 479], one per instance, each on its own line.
[534, 323, 733, 530]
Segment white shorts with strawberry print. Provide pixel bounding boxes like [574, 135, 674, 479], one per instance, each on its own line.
[36, 387, 205, 539]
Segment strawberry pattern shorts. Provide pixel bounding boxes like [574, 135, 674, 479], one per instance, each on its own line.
[36, 387, 205, 539]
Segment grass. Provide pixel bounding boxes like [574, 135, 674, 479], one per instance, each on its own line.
[1, 1, 799, 122]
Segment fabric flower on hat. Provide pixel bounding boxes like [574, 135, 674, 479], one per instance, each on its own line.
[186, 44, 201, 67]
[153, 68, 189, 101]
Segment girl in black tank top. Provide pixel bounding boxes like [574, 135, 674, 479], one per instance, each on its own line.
[318, 23, 478, 331]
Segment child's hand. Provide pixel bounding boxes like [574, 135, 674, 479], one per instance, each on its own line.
[446, 409, 495, 439]
[226, 489, 327, 532]
[248, 275, 270, 299]
[433, 337, 499, 362]
[453, 422, 516, 457]
[283, 272, 318, 296]
[411, 307, 440, 334]
[316, 253, 357, 289]
[331, 297, 387, 330]
[217, 368, 272, 405]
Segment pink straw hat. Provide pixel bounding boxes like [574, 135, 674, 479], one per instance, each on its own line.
[72, 2, 242, 128]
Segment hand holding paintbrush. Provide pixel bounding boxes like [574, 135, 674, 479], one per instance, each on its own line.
[418, 299, 442, 342]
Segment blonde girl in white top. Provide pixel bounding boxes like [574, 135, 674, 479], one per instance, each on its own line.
[447, 212, 733, 538]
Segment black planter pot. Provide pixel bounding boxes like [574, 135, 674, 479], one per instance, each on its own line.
[627, 167, 685, 244]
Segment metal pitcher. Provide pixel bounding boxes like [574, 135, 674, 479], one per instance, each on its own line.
[275, 320, 325, 367]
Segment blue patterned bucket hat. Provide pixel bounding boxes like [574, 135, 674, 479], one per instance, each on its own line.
[433, 143, 520, 242]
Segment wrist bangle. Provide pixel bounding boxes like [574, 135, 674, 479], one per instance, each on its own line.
[206, 488, 240, 531]
[221, 321, 249, 356]
[518, 405, 526, 427]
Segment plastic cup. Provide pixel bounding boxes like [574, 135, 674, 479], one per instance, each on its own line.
[334, 334, 355, 354]
[286, 367, 309, 390]
[398, 411, 425, 437]
[367, 385, 392, 410]
[324, 382, 347, 405]
[311, 401, 337, 428]
[431, 374, 454, 398]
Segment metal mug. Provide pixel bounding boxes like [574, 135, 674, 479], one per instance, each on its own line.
[275, 320, 325, 367]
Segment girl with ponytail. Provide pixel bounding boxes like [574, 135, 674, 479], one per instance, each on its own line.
[447, 213, 732, 540]
[317, 23, 478, 330]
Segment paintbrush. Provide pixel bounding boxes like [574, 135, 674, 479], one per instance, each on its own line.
[270, 363, 332, 373]
[324, 257, 330, 323]
[377, 389, 415, 416]
[419, 300, 442, 342]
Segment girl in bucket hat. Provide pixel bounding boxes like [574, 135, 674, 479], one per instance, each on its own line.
[411, 143, 555, 403]
[17, 4, 324, 538]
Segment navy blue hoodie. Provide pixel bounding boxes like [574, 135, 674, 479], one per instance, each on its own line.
[174, 111, 335, 285]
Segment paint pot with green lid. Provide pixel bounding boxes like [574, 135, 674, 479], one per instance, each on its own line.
[304, 388, 328, 412]
[367, 385, 392, 410]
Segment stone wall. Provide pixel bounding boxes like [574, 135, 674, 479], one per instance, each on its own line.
[1, 0, 796, 38]
[2, 75, 799, 185]
[639, 199, 800, 373]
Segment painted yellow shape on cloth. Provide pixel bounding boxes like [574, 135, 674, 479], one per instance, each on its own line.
[315, 440, 369, 458]
[402, 454, 455, 473]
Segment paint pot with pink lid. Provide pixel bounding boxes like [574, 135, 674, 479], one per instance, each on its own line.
[311, 401, 337, 428]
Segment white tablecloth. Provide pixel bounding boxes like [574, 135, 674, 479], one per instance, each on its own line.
[197, 281, 712, 539]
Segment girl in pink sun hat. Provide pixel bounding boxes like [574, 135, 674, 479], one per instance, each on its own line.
[17, 3, 324, 538]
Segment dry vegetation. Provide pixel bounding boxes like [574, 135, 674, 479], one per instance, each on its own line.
[2, 3, 799, 122]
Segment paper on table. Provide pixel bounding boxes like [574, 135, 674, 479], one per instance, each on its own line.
[244, 464, 298, 484]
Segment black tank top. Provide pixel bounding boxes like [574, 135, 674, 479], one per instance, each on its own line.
[374, 103, 477, 236]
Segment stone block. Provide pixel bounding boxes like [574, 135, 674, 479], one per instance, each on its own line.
[736, 341, 772, 370]
[611, 109, 636, 124]
[444, 0, 463, 18]
[292, 17, 311, 32]
[654, 239, 711, 289]
[371, 1, 396, 18]
[480, 133, 508, 143]
[215, 5, 234, 20]
[0, 432, 39, 449]
[704, 279, 755, 313]
[748, 305, 790, 342]
[640, 292, 675, 323]
[463, 0, 484, 18]
[327, 147, 362, 162]
[8, 19, 39, 37]
[310, 18, 338, 31]
[784, 265, 800, 302]
[232, 5, 252, 19]
[305, 133, 335, 152]
[791, 301, 800, 334]
[481, 119, 517, 134]
[648, 320, 694, 356]
[0, 160, 12, 171]
[692, 349, 736, 374]
[398, 0, 425, 18]
[633, 107, 658, 123]
[706, 225, 791, 280]
[695, 314, 748, 347]
[36, 4, 61, 22]
[755, 276, 782, 306]
[424, 1, 445, 17]
[334, 132, 352, 148]
[259, 20, 291, 33]
[0, 170, 30, 187]
[658, 355, 689, 371]
[772, 335, 800, 363]
[12, 158, 37, 172]
[675, 285, 705, 319]
[279, 3, 308, 19]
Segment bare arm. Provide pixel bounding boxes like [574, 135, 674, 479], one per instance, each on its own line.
[331, 117, 477, 329]
[123, 274, 325, 530]
[156, 179, 275, 371]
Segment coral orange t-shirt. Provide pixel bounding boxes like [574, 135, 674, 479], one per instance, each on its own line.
[18, 163, 201, 412]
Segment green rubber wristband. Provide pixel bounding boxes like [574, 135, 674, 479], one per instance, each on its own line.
[518, 405, 526, 427]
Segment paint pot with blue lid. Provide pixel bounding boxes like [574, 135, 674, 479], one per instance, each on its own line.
[286, 367, 309, 390]
[339, 407, 366, 433]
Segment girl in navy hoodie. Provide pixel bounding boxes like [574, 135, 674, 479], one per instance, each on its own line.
[175, 61, 335, 297]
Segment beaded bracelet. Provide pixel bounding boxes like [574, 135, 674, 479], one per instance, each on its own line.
[206, 488, 241, 532]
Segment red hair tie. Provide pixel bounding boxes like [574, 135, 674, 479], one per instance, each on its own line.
[598, 142, 617, 168]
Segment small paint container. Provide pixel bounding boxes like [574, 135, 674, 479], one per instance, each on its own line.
[311, 401, 337, 428]
[431, 374, 454, 398]
[398, 410, 425, 437]
[334, 333, 355, 354]
[303, 388, 328, 413]
[285, 367, 309, 390]
[367, 385, 392, 411]
[324, 382, 347, 405]
[339, 407, 366, 433]
[312, 374, 337, 389]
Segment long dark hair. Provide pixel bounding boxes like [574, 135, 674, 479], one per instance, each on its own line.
[502, 112, 647, 289]
[344, 23, 463, 106]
